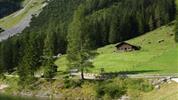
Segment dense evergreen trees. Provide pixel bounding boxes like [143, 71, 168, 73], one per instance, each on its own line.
[175, 15, 178, 42]
[42, 30, 57, 79]
[80, 0, 176, 46]
[0, 0, 176, 84]
[0, 43, 4, 77]
[17, 43, 35, 87]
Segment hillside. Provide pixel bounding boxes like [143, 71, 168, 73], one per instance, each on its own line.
[0, 0, 177, 99]
[0, 0, 46, 29]
[56, 22, 178, 75]
[0, 0, 177, 91]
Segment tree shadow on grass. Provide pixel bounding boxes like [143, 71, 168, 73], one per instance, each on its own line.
[102, 70, 160, 78]
[117, 70, 160, 74]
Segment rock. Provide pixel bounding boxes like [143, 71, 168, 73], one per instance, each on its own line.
[155, 85, 160, 89]
[0, 84, 9, 90]
[168, 81, 172, 84]
[119, 95, 130, 100]
[171, 78, 178, 83]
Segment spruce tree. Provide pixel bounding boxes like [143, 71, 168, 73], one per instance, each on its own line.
[1, 40, 14, 73]
[109, 16, 118, 44]
[67, 7, 94, 80]
[175, 15, 178, 42]
[43, 30, 57, 79]
[17, 41, 35, 88]
[0, 43, 4, 77]
[149, 16, 154, 31]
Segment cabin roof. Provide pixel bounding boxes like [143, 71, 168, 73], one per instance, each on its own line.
[115, 42, 136, 47]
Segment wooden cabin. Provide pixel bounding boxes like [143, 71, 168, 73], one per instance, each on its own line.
[115, 42, 140, 52]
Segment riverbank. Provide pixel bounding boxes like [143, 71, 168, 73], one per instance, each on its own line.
[0, 76, 153, 99]
[0, 77, 62, 99]
[0, 76, 178, 100]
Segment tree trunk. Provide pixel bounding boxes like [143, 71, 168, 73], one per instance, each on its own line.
[81, 68, 84, 80]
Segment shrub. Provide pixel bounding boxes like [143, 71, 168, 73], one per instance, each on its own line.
[127, 79, 153, 92]
[63, 79, 83, 88]
[95, 79, 127, 99]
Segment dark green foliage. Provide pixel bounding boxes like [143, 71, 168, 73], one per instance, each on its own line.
[78, 0, 176, 46]
[95, 78, 153, 99]
[67, 9, 95, 79]
[95, 79, 127, 99]
[0, 28, 4, 33]
[0, 40, 14, 73]
[17, 32, 43, 86]
[126, 79, 153, 92]
[63, 79, 83, 88]
[28, 0, 83, 54]
[175, 15, 178, 42]
[43, 31, 57, 79]
[0, 43, 4, 76]
[17, 41, 35, 87]
[0, 0, 83, 83]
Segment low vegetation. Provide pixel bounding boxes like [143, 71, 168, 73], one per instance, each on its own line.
[0, 77, 153, 99]
[138, 82, 178, 100]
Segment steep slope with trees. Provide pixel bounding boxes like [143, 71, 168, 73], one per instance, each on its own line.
[0, 0, 176, 85]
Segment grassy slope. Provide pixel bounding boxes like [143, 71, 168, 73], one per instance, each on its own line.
[93, 23, 177, 74]
[55, 23, 178, 74]
[0, 0, 45, 29]
[56, 0, 178, 74]
[138, 82, 178, 100]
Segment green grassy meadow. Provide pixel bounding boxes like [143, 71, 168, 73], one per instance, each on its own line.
[55, 23, 178, 75]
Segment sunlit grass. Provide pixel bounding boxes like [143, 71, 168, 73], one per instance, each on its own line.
[55, 23, 178, 75]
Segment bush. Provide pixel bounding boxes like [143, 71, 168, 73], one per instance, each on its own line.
[95, 79, 127, 99]
[64, 79, 83, 88]
[127, 79, 153, 92]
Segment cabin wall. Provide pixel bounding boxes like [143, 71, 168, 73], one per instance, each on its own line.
[117, 44, 134, 52]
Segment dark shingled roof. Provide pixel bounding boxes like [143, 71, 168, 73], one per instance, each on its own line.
[115, 42, 141, 50]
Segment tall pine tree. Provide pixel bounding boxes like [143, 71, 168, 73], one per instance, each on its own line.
[0, 43, 4, 77]
[17, 40, 35, 88]
[42, 29, 57, 79]
[175, 15, 178, 42]
[67, 6, 94, 80]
